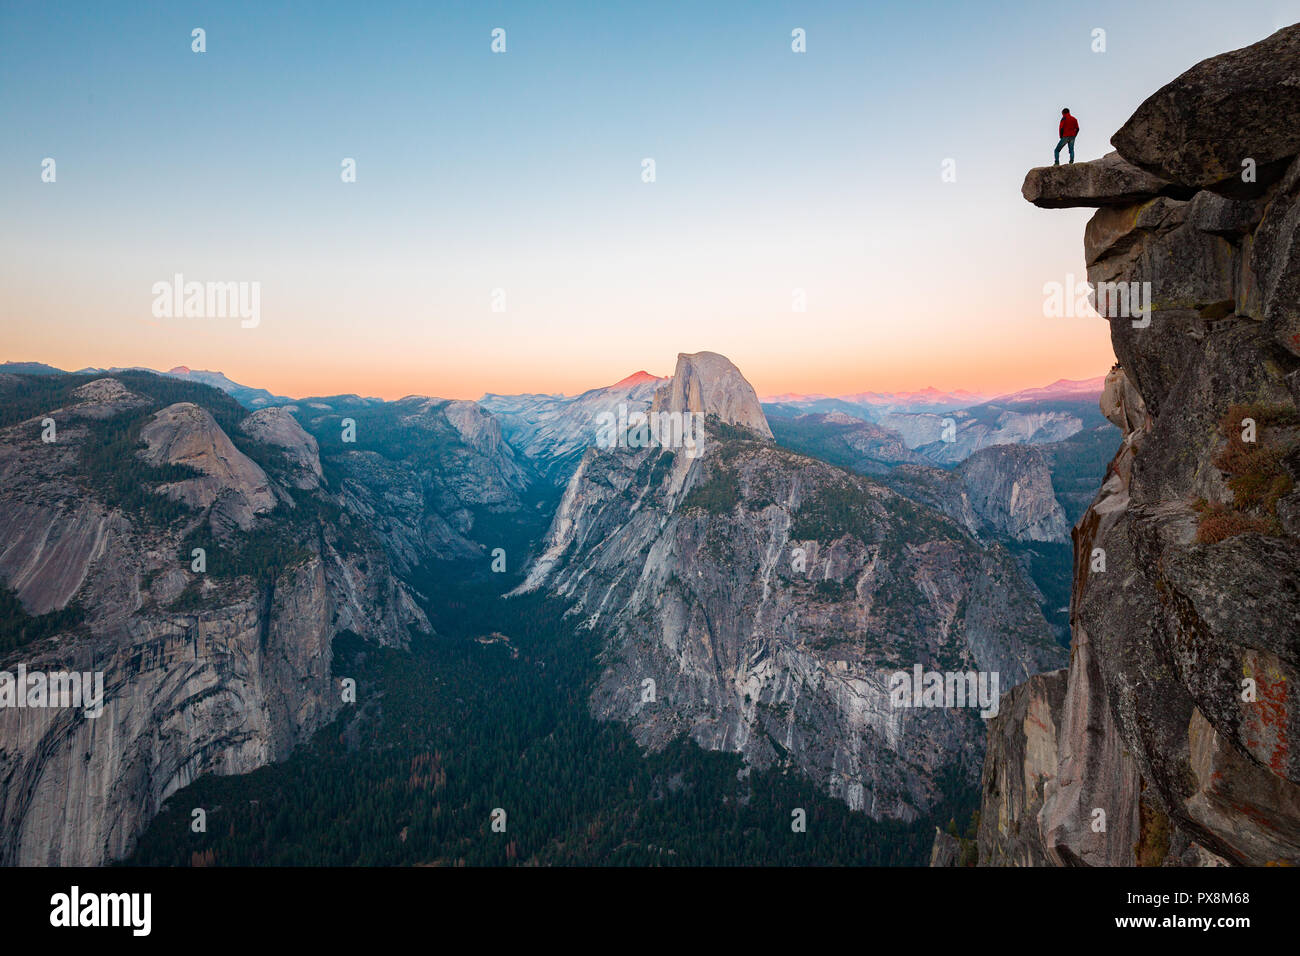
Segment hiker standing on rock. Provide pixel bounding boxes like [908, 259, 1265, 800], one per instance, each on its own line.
[1055, 108, 1079, 164]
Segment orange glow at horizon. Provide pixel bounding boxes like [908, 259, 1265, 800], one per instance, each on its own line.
[1, 314, 1116, 402]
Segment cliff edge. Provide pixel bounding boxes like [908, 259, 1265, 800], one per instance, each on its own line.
[968, 25, 1300, 867]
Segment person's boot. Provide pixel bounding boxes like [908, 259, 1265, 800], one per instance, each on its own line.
[1053, 159, 1060, 166]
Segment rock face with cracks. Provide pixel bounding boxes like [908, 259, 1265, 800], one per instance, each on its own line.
[0, 374, 426, 865]
[971, 26, 1300, 867]
[651, 351, 774, 440]
[519, 354, 1064, 822]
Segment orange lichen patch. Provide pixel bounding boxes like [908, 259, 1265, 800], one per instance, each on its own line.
[1241, 652, 1290, 776]
[1228, 799, 1284, 833]
[1221, 402, 1300, 430]
[1025, 710, 1050, 734]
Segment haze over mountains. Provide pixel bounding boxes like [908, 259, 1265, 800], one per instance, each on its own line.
[761, 377, 1103, 410]
[2, 361, 1103, 416]
[4, 357, 1112, 487]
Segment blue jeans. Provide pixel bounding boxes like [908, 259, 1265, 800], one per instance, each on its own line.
[1054, 136, 1076, 164]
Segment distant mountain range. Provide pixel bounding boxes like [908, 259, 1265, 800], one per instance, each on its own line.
[763, 385, 993, 410]
[481, 371, 667, 484]
[3, 361, 1101, 418]
[762, 376, 1104, 416]
[5, 357, 1112, 487]
[0, 362, 296, 409]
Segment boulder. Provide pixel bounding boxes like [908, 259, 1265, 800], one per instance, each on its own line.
[1098, 365, 1148, 434]
[1112, 24, 1300, 193]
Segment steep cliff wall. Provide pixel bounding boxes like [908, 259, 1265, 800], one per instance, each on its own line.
[0, 375, 426, 865]
[519, 354, 1065, 821]
[969, 26, 1300, 867]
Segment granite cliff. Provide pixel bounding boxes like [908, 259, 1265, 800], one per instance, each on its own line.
[0, 372, 427, 865]
[965, 25, 1300, 867]
[518, 352, 1064, 821]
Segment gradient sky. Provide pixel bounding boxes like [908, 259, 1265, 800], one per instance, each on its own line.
[3, 1, 1298, 400]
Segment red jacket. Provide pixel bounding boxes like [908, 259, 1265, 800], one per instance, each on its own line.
[1059, 114, 1079, 137]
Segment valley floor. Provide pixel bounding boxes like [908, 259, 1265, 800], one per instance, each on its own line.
[124, 564, 976, 866]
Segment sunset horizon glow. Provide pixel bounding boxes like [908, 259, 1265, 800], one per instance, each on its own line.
[0, 327, 1115, 403]
[4, 1, 1295, 403]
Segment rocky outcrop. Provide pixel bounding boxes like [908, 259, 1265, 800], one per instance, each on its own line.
[2, 557, 336, 865]
[240, 407, 322, 489]
[69, 378, 150, 415]
[1099, 364, 1149, 433]
[307, 395, 535, 571]
[976, 669, 1068, 866]
[388, 397, 530, 505]
[929, 828, 962, 866]
[888, 445, 1071, 544]
[485, 353, 772, 484]
[440, 399, 516, 462]
[139, 403, 276, 532]
[1023, 151, 1190, 209]
[957, 446, 1071, 542]
[972, 25, 1300, 867]
[651, 351, 774, 439]
[1111, 26, 1300, 194]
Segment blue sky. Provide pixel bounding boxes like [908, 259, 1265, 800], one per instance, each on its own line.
[3, 0, 1297, 398]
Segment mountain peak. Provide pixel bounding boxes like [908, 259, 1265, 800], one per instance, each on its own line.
[652, 351, 773, 439]
[608, 370, 663, 389]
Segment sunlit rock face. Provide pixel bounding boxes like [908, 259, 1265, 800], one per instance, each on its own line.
[138, 402, 276, 532]
[651, 351, 774, 440]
